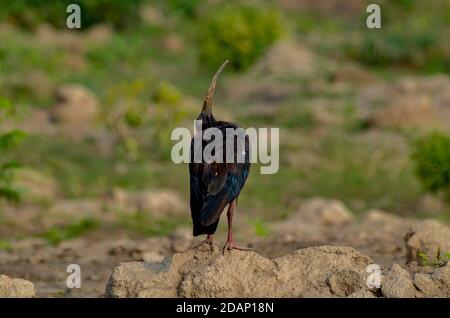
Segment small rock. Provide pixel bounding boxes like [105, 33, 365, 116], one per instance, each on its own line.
[252, 41, 319, 79]
[86, 24, 112, 46]
[431, 263, 450, 297]
[161, 34, 184, 53]
[49, 84, 99, 137]
[0, 275, 36, 298]
[139, 5, 165, 26]
[141, 251, 165, 263]
[170, 228, 192, 252]
[381, 264, 417, 298]
[405, 220, 450, 264]
[109, 188, 185, 218]
[413, 273, 441, 297]
[293, 198, 354, 227]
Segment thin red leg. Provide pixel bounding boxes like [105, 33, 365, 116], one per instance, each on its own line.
[222, 199, 252, 255]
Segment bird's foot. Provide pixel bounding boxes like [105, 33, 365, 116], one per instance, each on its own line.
[190, 236, 216, 252]
[222, 240, 252, 255]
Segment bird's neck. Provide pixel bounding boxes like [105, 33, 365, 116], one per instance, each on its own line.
[197, 112, 217, 129]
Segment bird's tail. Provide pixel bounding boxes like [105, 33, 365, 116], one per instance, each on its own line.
[200, 194, 228, 227]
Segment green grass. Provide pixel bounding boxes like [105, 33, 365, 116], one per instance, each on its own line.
[250, 218, 271, 237]
[39, 218, 100, 245]
[11, 135, 157, 197]
[418, 248, 450, 267]
[239, 131, 424, 219]
[118, 210, 184, 236]
[0, 239, 12, 251]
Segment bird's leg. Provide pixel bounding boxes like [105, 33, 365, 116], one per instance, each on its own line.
[190, 234, 215, 251]
[222, 199, 252, 255]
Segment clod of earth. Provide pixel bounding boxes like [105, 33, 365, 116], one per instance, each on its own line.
[105, 245, 376, 298]
[381, 262, 450, 298]
[0, 275, 36, 298]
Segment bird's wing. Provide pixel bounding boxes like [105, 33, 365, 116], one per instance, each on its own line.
[207, 170, 228, 195]
[199, 164, 249, 227]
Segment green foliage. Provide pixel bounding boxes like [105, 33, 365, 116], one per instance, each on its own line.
[411, 132, 450, 201]
[0, 97, 26, 202]
[0, 131, 28, 151]
[103, 79, 152, 160]
[151, 82, 192, 160]
[0, 240, 12, 251]
[40, 218, 99, 245]
[0, 0, 144, 30]
[418, 247, 450, 267]
[279, 104, 318, 130]
[344, 1, 450, 73]
[251, 218, 270, 237]
[198, 6, 284, 71]
[166, 0, 200, 18]
[345, 30, 449, 72]
[153, 82, 182, 105]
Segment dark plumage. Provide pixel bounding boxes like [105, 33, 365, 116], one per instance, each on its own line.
[189, 60, 251, 253]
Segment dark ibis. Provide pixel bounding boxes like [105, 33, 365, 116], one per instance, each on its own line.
[189, 60, 251, 254]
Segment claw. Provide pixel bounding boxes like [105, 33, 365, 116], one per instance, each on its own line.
[222, 240, 253, 255]
[190, 235, 215, 252]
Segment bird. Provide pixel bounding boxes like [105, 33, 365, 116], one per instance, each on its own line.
[189, 60, 251, 254]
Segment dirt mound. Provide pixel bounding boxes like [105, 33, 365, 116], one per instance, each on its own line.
[14, 168, 60, 202]
[368, 96, 440, 130]
[358, 76, 450, 131]
[0, 275, 36, 298]
[284, 197, 354, 227]
[47, 84, 100, 139]
[252, 41, 318, 79]
[105, 245, 375, 298]
[108, 188, 186, 218]
[225, 41, 323, 103]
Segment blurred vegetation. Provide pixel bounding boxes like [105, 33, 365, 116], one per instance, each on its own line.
[118, 210, 183, 236]
[40, 218, 100, 245]
[412, 132, 450, 203]
[0, 0, 144, 30]
[166, 0, 200, 18]
[0, 0, 449, 241]
[418, 247, 450, 267]
[250, 218, 271, 237]
[198, 5, 284, 71]
[344, 0, 450, 73]
[0, 97, 26, 202]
